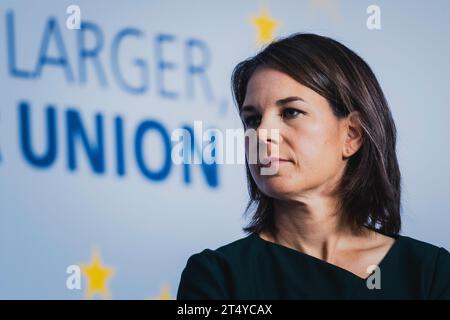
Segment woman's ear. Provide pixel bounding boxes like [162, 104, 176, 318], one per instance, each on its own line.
[342, 111, 364, 159]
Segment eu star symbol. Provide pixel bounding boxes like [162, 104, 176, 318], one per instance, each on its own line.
[81, 249, 115, 299]
[146, 284, 172, 300]
[251, 7, 280, 44]
[157, 285, 171, 300]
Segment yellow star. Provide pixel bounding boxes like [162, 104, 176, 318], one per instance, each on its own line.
[156, 284, 171, 300]
[250, 7, 280, 44]
[81, 249, 115, 299]
[146, 284, 172, 300]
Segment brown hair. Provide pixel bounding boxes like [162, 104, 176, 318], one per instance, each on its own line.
[231, 33, 402, 237]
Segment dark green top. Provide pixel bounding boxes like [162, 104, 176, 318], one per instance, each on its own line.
[177, 233, 450, 299]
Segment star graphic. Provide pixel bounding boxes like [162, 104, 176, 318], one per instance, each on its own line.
[250, 7, 280, 44]
[81, 248, 115, 299]
[156, 284, 171, 300]
[145, 284, 172, 300]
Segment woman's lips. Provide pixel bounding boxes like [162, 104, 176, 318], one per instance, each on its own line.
[258, 157, 291, 168]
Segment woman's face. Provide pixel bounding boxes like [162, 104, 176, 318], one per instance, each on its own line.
[240, 67, 356, 200]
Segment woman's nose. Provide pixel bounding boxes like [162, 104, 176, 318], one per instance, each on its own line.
[256, 114, 281, 144]
[254, 115, 281, 159]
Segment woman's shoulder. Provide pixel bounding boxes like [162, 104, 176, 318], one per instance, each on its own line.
[177, 233, 261, 299]
[394, 234, 450, 272]
[396, 235, 450, 299]
[184, 232, 262, 267]
[397, 234, 449, 260]
[185, 232, 450, 268]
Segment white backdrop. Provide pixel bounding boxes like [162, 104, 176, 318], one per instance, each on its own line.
[1, 0, 449, 299]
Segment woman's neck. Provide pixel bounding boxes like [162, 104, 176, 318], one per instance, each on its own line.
[265, 197, 364, 262]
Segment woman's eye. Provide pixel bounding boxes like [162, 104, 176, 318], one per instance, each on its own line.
[243, 115, 261, 128]
[281, 108, 303, 119]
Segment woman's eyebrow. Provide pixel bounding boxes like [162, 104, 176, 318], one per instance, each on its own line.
[275, 96, 308, 106]
[240, 96, 308, 115]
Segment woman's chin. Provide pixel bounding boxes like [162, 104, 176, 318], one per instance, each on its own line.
[259, 178, 300, 199]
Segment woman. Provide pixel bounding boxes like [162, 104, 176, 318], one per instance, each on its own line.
[177, 33, 450, 299]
